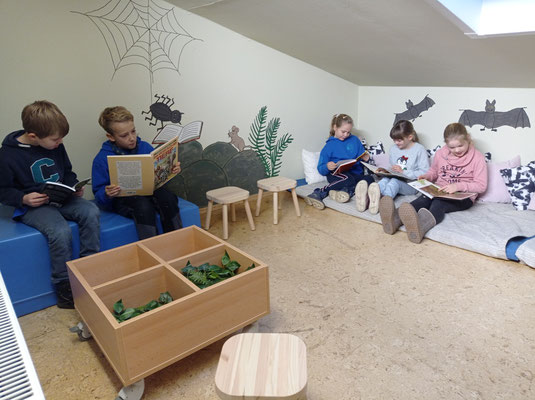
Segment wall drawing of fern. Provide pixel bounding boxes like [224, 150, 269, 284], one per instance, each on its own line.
[248, 106, 294, 177]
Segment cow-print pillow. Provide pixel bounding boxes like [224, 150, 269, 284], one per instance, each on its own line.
[366, 141, 385, 156]
[500, 162, 535, 210]
[426, 145, 441, 158]
[484, 152, 492, 163]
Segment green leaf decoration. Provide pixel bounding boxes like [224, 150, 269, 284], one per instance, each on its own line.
[246, 263, 256, 271]
[248, 106, 293, 177]
[221, 251, 231, 267]
[182, 262, 195, 275]
[198, 262, 211, 272]
[113, 292, 174, 323]
[113, 299, 124, 315]
[180, 252, 248, 289]
[158, 291, 173, 304]
[226, 260, 240, 272]
[189, 270, 208, 285]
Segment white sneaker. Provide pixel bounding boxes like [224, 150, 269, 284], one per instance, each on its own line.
[368, 182, 381, 214]
[355, 180, 369, 212]
[329, 189, 351, 203]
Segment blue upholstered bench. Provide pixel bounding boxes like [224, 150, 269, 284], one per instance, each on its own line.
[0, 198, 200, 316]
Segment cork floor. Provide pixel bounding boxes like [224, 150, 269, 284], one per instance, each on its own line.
[18, 192, 535, 400]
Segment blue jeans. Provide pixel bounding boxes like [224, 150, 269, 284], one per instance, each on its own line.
[20, 197, 100, 284]
[378, 177, 417, 198]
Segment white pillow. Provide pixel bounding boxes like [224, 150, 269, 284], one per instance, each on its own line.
[302, 149, 327, 184]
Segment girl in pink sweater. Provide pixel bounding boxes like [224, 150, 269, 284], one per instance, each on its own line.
[379, 123, 488, 243]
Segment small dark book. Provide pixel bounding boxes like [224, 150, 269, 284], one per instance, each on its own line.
[41, 178, 91, 207]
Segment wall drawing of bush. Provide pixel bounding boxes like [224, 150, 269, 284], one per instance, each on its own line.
[248, 106, 293, 177]
[166, 141, 267, 207]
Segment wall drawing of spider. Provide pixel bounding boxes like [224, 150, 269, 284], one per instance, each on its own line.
[142, 94, 184, 132]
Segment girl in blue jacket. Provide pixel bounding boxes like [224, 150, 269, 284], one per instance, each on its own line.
[92, 106, 182, 239]
[305, 114, 375, 210]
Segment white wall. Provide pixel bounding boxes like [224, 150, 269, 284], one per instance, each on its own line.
[0, 0, 359, 195]
[357, 86, 535, 164]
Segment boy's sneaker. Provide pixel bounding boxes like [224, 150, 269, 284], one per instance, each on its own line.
[355, 180, 369, 212]
[304, 189, 326, 210]
[328, 188, 351, 203]
[54, 280, 74, 309]
[368, 182, 381, 214]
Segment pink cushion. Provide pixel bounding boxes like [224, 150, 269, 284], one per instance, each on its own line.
[372, 153, 390, 169]
[478, 155, 521, 203]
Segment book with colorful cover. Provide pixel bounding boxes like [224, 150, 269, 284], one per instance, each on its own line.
[361, 161, 412, 181]
[107, 137, 178, 196]
[408, 179, 476, 200]
[332, 151, 368, 175]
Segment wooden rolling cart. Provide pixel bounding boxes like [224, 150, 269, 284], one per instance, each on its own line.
[67, 226, 270, 400]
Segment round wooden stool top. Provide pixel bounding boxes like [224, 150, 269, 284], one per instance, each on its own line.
[257, 176, 297, 192]
[206, 186, 250, 204]
[215, 333, 307, 400]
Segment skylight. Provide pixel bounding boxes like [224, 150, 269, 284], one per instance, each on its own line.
[430, 0, 535, 38]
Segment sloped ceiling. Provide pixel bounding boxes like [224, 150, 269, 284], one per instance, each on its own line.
[168, 0, 535, 88]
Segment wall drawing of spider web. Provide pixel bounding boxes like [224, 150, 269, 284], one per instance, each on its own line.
[73, 0, 201, 83]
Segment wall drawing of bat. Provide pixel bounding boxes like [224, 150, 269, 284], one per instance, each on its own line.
[459, 100, 531, 131]
[393, 95, 435, 124]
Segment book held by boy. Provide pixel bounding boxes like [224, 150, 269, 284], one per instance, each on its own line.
[107, 137, 179, 196]
[408, 179, 476, 200]
[361, 161, 412, 181]
[332, 151, 368, 175]
[152, 121, 203, 145]
[41, 178, 91, 207]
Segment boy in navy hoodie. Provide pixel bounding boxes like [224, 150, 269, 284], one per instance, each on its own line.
[0, 101, 100, 309]
[92, 106, 182, 239]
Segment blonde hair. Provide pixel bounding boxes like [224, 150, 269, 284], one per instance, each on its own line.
[98, 106, 134, 135]
[444, 122, 471, 144]
[329, 114, 353, 136]
[21, 100, 69, 138]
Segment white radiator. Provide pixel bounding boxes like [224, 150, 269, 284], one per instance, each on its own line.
[0, 272, 45, 400]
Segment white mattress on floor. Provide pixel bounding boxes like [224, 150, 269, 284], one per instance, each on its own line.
[296, 183, 535, 264]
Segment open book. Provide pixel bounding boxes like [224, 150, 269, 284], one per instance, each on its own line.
[332, 152, 368, 175]
[152, 121, 203, 145]
[41, 178, 91, 207]
[408, 179, 476, 200]
[107, 137, 179, 196]
[361, 161, 412, 181]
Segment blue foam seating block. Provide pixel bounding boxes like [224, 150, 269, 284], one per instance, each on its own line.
[0, 198, 200, 316]
[296, 178, 307, 187]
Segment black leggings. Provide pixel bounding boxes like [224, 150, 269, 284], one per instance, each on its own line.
[112, 187, 182, 239]
[410, 195, 473, 224]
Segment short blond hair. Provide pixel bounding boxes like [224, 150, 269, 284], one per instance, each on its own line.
[21, 100, 69, 138]
[98, 106, 134, 135]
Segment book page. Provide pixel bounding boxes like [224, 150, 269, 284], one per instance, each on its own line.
[115, 160, 143, 190]
[152, 125, 182, 144]
[151, 121, 203, 144]
[108, 155, 155, 196]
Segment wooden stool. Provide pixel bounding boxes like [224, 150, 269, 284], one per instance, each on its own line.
[215, 333, 307, 400]
[205, 186, 255, 240]
[256, 177, 301, 224]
